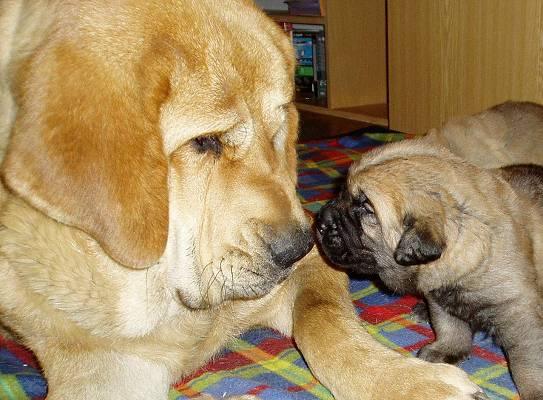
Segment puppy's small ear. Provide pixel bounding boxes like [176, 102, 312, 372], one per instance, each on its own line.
[2, 40, 171, 269]
[394, 215, 445, 266]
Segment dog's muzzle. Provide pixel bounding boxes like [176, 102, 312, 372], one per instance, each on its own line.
[316, 199, 376, 271]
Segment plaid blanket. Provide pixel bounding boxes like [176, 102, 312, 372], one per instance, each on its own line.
[0, 132, 519, 400]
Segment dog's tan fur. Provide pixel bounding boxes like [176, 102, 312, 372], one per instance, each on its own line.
[426, 101, 543, 169]
[326, 140, 543, 399]
[0, 1, 484, 399]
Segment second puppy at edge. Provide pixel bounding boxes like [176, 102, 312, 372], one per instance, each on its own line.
[316, 139, 543, 400]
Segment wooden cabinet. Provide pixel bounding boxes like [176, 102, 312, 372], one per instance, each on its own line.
[388, 0, 543, 133]
[269, 0, 543, 134]
[269, 1, 388, 126]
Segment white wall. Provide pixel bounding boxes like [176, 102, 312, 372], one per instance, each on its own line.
[254, 0, 288, 11]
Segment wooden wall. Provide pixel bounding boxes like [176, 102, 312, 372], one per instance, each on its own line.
[388, 0, 543, 133]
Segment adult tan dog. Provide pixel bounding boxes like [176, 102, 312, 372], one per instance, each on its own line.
[316, 141, 543, 399]
[0, 1, 485, 399]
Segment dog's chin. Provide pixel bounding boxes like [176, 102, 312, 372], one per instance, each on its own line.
[334, 261, 380, 276]
[318, 240, 378, 275]
[348, 263, 380, 276]
[176, 288, 206, 311]
[175, 262, 294, 311]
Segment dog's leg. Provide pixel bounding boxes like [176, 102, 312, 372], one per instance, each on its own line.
[264, 250, 487, 400]
[38, 348, 171, 400]
[418, 298, 473, 364]
[412, 299, 430, 322]
[497, 308, 543, 400]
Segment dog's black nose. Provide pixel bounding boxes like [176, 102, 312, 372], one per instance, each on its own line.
[271, 228, 314, 269]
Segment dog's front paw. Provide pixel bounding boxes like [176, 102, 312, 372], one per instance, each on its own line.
[375, 357, 488, 400]
[418, 342, 470, 365]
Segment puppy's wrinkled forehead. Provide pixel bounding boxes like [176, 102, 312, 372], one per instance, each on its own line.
[160, 14, 295, 155]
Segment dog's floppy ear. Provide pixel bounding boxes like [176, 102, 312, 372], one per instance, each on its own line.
[394, 214, 445, 266]
[1, 41, 171, 269]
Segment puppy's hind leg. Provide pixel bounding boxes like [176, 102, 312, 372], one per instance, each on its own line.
[497, 306, 543, 400]
[418, 298, 473, 365]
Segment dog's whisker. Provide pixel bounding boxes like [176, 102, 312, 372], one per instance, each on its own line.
[248, 285, 258, 297]
[229, 264, 235, 301]
[203, 262, 222, 305]
[198, 260, 215, 303]
[218, 261, 227, 303]
[239, 266, 270, 279]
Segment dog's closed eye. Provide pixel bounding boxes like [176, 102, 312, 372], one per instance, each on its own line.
[192, 135, 223, 156]
[351, 192, 377, 224]
[353, 198, 374, 214]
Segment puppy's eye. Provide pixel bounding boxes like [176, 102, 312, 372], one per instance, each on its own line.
[352, 194, 374, 215]
[192, 135, 222, 156]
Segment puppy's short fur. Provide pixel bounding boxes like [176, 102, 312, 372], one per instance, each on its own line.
[0, 1, 485, 399]
[426, 101, 543, 169]
[317, 140, 543, 399]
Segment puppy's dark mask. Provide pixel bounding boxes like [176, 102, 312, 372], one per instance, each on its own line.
[316, 190, 378, 273]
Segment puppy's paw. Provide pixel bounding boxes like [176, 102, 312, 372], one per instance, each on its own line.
[418, 343, 470, 365]
[412, 300, 429, 322]
[376, 357, 488, 400]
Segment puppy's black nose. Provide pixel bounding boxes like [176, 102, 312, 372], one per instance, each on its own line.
[316, 200, 347, 263]
[271, 228, 314, 269]
[316, 201, 338, 236]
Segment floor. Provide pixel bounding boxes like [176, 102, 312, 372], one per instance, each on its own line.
[298, 111, 388, 141]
